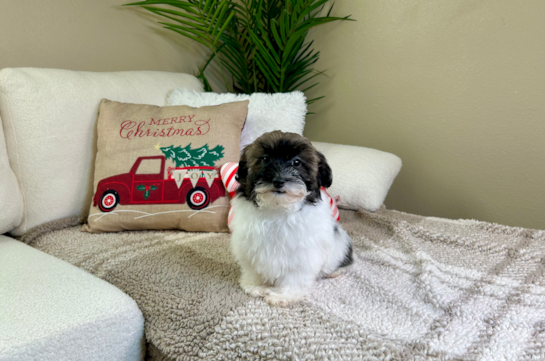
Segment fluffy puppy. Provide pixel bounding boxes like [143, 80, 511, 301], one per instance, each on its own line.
[230, 130, 353, 306]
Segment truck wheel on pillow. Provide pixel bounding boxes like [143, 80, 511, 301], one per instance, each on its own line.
[99, 190, 119, 212]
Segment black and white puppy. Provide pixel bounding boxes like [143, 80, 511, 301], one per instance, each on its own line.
[230, 130, 353, 306]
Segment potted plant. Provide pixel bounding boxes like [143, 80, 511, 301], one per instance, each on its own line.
[126, 0, 353, 106]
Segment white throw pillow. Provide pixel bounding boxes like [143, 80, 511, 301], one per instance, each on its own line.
[0, 68, 203, 236]
[0, 114, 23, 234]
[166, 88, 307, 149]
[312, 142, 402, 212]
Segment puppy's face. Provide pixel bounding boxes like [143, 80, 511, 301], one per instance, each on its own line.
[236, 131, 332, 210]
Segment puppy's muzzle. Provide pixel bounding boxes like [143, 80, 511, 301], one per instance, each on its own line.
[254, 178, 308, 210]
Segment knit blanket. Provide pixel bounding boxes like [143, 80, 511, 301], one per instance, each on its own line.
[23, 208, 545, 360]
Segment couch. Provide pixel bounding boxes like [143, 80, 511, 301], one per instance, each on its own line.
[1, 68, 544, 361]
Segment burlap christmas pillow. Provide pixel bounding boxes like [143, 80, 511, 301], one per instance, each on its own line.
[84, 99, 249, 233]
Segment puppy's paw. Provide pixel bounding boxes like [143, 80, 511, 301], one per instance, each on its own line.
[264, 293, 303, 307]
[326, 267, 348, 279]
[240, 283, 271, 297]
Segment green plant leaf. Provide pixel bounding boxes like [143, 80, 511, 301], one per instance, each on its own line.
[213, 11, 235, 45]
[197, 72, 213, 91]
[207, 0, 226, 32]
[160, 23, 208, 38]
[306, 95, 325, 104]
[163, 25, 211, 47]
[141, 7, 204, 26]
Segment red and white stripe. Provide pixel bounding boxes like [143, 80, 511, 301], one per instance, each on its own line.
[220, 163, 240, 228]
[220, 162, 340, 231]
[321, 187, 340, 222]
[220, 162, 239, 199]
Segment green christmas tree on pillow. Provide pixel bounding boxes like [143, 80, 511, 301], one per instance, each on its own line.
[160, 144, 224, 167]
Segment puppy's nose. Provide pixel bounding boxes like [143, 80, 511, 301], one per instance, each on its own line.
[273, 179, 285, 189]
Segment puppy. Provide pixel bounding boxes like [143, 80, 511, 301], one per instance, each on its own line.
[230, 130, 353, 306]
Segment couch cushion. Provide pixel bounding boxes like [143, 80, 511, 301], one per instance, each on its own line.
[0, 114, 23, 234]
[0, 235, 145, 361]
[0, 68, 203, 236]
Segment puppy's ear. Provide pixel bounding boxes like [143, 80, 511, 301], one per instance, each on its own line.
[317, 151, 332, 188]
[236, 146, 249, 184]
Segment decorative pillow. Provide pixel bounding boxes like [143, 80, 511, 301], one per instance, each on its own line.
[166, 89, 307, 149]
[83, 99, 249, 233]
[220, 162, 339, 233]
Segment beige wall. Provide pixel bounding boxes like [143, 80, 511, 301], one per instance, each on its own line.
[1, 1, 543, 229]
[305, 0, 545, 230]
[0, 0, 207, 74]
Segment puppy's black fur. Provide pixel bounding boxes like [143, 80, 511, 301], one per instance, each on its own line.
[236, 131, 332, 206]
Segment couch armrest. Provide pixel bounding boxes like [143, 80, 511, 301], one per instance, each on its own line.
[312, 142, 402, 212]
[0, 112, 23, 234]
[0, 236, 145, 361]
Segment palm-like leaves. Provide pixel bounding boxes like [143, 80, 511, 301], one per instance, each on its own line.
[125, 0, 353, 104]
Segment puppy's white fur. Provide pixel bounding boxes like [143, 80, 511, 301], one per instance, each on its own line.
[230, 192, 352, 306]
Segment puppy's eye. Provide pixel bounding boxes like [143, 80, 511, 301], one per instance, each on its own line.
[262, 156, 268, 163]
[292, 159, 301, 167]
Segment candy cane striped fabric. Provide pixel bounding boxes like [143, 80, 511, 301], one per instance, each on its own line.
[220, 162, 340, 232]
[322, 187, 341, 222]
[220, 162, 239, 228]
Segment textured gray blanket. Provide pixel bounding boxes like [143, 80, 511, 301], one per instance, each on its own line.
[23, 208, 545, 360]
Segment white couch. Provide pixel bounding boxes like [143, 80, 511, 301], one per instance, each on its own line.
[0, 68, 401, 360]
[0, 68, 204, 361]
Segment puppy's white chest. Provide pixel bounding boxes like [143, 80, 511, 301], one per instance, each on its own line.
[230, 197, 334, 282]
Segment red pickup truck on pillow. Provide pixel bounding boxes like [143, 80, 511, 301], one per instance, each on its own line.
[93, 156, 225, 212]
